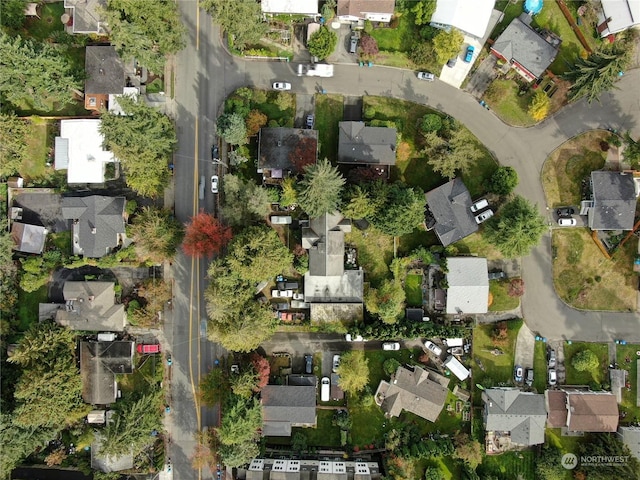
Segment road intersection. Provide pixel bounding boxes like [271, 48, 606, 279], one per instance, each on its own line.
[166, 4, 640, 478]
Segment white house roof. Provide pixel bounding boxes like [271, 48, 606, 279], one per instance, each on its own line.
[57, 119, 116, 184]
[599, 0, 640, 36]
[262, 0, 319, 15]
[431, 0, 495, 38]
[446, 257, 489, 314]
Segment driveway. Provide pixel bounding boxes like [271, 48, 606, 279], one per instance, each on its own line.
[514, 323, 535, 372]
[328, 23, 358, 64]
[465, 54, 498, 99]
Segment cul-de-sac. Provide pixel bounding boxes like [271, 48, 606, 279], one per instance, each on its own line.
[2, 1, 640, 479]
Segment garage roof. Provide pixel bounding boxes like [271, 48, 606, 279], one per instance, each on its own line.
[431, 0, 495, 38]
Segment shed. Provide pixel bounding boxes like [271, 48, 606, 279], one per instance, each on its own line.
[444, 355, 470, 381]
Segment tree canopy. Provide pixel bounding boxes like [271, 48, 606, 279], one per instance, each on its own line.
[488, 166, 518, 195]
[200, 0, 267, 51]
[412, 0, 437, 26]
[571, 349, 599, 372]
[216, 112, 248, 145]
[371, 182, 425, 236]
[103, 0, 186, 72]
[221, 174, 271, 227]
[182, 211, 232, 258]
[622, 132, 640, 169]
[0, 113, 28, 179]
[131, 207, 184, 263]
[432, 28, 464, 65]
[365, 278, 406, 324]
[422, 129, 484, 179]
[0, 33, 82, 109]
[576, 433, 640, 479]
[307, 26, 338, 60]
[99, 96, 176, 197]
[336, 351, 369, 394]
[297, 158, 345, 218]
[483, 195, 546, 258]
[528, 90, 550, 121]
[216, 397, 262, 468]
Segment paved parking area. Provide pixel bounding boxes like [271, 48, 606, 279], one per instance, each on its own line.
[514, 323, 535, 372]
[437, 37, 480, 89]
[465, 55, 498, 99]
[328, 23, 358, 64]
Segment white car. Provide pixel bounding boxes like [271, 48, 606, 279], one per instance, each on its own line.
[558, 218, 576, 226]
[382, 342, 400, 351]
[470, 199, 489, 213]
[345, 333, 365, 342]
[417, 71, 435, 81]
[273, 82, 291, 91]
[475, 209, 494, 224]
[548, 369, 557, 386]
[332, 354, 341, 372]
[424, 340, 443, 356]
[211, 175, 219, 194]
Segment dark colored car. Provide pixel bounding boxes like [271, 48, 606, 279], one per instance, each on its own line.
[304, 354, 313, 374]
[306, 114, 314, 129]
[211, 144, 219, 160]
[488, 270, 506, 281]
[556, 207, 575, 217]
[514, 365, 523, 383]
[525, 368, 534, 386]
[447, 57, 458, 68]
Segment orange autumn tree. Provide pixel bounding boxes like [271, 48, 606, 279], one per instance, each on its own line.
[182, 211, 232, 258]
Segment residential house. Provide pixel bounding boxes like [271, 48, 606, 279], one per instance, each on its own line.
[546, 389, 619, 432]
[430, 0, 495, 38]
[425, 178, 478, 246]
[482, 388, 547, 453]
[246, 458, 381, 480]
[10, 192, 68, 233]
[62, 196, 126, 258]
[257, 128, 318, 184]
[337, 121, 397, 167]
[585, 171, 638, 231]
[303, 211, 364, 323]
[261, 0, 319, 16]
[597, 0, 640, 37]
[375, 365, 450, 423]
[261, 385, 317, 436]
[490, 15, 561, 82]
[55, 120, 118, 184]
[446, 257, 489, 314]
[64, 0, 107, 34]
[84, 46, 125, 111]
[618, 426, 640, 460]
[80, 340, 134, 405]
[40, 281, 126, 331]
[337, 0, 395, 23]
[10, 222, 48, 254]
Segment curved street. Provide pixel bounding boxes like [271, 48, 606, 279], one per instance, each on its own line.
[168, 4, 640, 478]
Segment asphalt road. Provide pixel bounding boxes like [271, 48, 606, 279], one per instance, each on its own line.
[165, 6, 640, 478]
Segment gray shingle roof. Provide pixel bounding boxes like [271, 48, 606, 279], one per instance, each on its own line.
[85, 46, 125, 95]
[338, 122, 397, 165]
[80, 341, 134, 405]
[62, 196, 126, 258]
[589, 171, 637, 230]
[54, 281, 126, 331]
[492, 16, 559, 78]
[425, 178, 478, 246]
[65, 0, 106, 34]
[482, 388, 546, 446]
[258, 128, 318, 172]
[302, 212, 351, 277]
[261, 385, 317, 436]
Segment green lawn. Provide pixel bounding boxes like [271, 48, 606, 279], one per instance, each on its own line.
[405, 274, 423, 307]
[49, 231, 72, 256]
[546, 428, 585, 480]
[472, 319, 523, 404]
[616, 344, 640, 423]
[453, 232, 503, 260]
[146, 78, 164, 94]
[349, 395, 389, 446]
[118, 352, 164, 395]
[292, 409, 341, 447]
[488, 280, 519, 312]
[21, 117, 52, 180]
[251, 92, 296, 126]
[477, 450, 536, 480]
[369, 15, 415, 52]
[345, 227, 394, 287]
[23, 2, 65, 41]
[16, 285, 49, 333]
[314, 93, 344, 160]
[563, 341, 609, 386]
[533, 341, 548, 393]
[483, 79, 535, 127]
[491, 1, 526, 39]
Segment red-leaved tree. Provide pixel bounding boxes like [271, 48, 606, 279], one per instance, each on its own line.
[182, 211, 232, 258]
[359, 34, 379, 60]
[289, 137, 317, 173]
[251, 352, 270, 392]
[508, 278, 525, 297]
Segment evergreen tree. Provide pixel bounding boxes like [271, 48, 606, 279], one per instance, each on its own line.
[298, 158, 345, 218]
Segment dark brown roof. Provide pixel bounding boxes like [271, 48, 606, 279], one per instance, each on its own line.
[545, 390, 568, 428]
[337, 0, 395, 17]
[257, 128, 318, 173]
[85, 46, 125, 95]
[567, 392, 618, 432]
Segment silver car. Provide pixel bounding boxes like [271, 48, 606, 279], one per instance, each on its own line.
[417, 72, 435, 81]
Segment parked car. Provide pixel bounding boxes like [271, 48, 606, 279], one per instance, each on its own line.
[272, 82, 291, 91]
[304, 354, 313, 374]
[349, 37, 358, 54]
[332, 354, 341, 372]
[417, 71, 435, 81]
[211, 175, 219, 194]
[464, 45, 475, 63]
[470, 198, 489, 213]
[548, 349, 556, 368]
[557, 207, 575, 217]
[231, 364, 240, 374]
[475, 209, 494, 224]
[558, 218, 576, 226]
[447, 57, 458, 68]
[525, 368, 534, 386]
[488, 270, 506, 280]
[200, 319, 207, 339]
[306, 114, 314, 129]
[345, 333, 365, 342]
[383, 342, 400, 351]
[514, 365, 524, 383]
[424, 340, 443, 356]
[211, 144, 219, 161]
[548, 369, 557, 386]
[320, 377, 330, 401]
[137, 343, 161, 354]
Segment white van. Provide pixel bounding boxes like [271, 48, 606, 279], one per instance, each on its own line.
[443, 338, 464, 348]
[320, 376, 330, 402]
[271, 216, 292, 225]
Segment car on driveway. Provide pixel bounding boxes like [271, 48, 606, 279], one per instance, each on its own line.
[211, 175, 218, 194]
[345, 333, 365, 342]
[464, 45, 475, 63]
[321, 377, 330, 401]
[137, 343, 160, 354]
[424, 340, 443, 356]
[514, 365, 523, 383]
[470, 198, 489, 213]
[488, 270, 506, 280]
[332, 354, 341, 372]
[548, 349, 556, 368]
[548, 369, 557, 386]
[304, 354, 313, 374]
[557, 207, 575, 217]
[273, 82, 291, 91]
[558, 218, 576, 226]
[383, 342, 400, 351]
[306, 114, 314, 129]
[525, 368, 534, 386]
[475, 209, 494, 224]
[447, 57, 457, 68]
[349, 37, 358, 54]
[417, 71, 435, 81]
